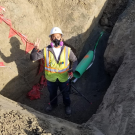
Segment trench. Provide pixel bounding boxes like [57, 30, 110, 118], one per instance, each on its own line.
[18, 27, 111, 124]
[1, 0, 129, 124]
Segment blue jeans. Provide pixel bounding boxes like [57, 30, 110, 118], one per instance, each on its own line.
[47, 79, 71, 107]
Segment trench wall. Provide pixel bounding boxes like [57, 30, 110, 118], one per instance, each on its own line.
[86, 1, 135, 135]
[0, 0, 108, 100]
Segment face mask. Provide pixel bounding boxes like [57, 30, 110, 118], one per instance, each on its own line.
[53, 39, 60, 47]
[50, 41, 63, 47]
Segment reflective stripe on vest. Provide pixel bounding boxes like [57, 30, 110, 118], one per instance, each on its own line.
[65, 46, 68, 66]
[45, 65, 69, 73]
[45, 46, 70, 73]
[46, 47, 49, 67]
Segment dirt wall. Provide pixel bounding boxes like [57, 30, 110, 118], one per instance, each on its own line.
[86, 1, 135, 135]
[0, 0, 107, 100]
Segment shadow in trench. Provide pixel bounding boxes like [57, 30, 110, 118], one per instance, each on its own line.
[0, 37, 40, 101]
[0, 37, 29, 100]
[72, 25, 111, 124]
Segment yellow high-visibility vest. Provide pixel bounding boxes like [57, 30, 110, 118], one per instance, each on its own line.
[44, 46, 71, 82]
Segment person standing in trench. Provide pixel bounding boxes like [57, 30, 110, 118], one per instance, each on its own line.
[30, 27, 77, 115]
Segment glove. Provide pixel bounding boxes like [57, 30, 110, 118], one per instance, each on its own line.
[68, 69, 73, 79]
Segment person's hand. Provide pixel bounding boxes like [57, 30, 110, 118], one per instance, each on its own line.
[68, 72, 73, 79]
[34, 38, 41, 50]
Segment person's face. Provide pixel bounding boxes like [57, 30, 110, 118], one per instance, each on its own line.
[51, 33, 62, 41]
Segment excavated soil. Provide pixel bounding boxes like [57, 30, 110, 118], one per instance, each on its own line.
[0, 95, 81, 135]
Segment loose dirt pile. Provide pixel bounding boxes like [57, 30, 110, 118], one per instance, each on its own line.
[0, 110, 50, 135]
[0, 95, 83, 135]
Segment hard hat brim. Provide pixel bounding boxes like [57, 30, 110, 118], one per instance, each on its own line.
[49, 34, 64, 38]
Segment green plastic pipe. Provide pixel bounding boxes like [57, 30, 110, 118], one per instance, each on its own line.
[73, 50, 94, 78]
[73, 31, 104, 78]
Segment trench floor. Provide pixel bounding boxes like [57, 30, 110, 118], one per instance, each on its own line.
[17, 26, 111, 124]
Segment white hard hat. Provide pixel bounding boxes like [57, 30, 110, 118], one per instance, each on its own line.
[49, 27, 63, 37]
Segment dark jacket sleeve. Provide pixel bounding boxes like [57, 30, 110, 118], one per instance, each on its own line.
[30, 48, 44, 61]
[69, 49, 78, 72]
